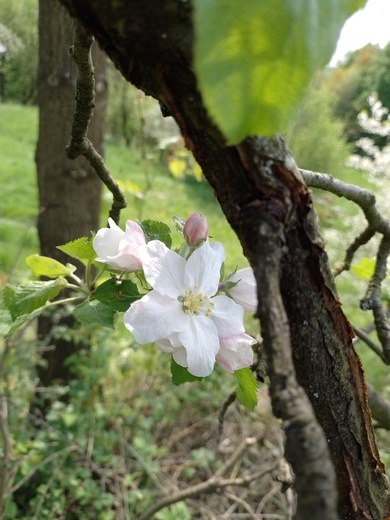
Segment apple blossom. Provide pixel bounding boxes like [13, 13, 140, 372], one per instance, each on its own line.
[93, 218, 146, 271]
[124, 239, 248, 377]
[224, 268, 257, 312]
[183, 212, 208, 246]
[216, 333, 255, 373]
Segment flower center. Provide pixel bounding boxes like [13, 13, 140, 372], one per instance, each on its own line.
[178, 286, 214, 317]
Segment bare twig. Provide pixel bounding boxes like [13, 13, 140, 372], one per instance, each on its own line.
[138, 438, 275, 520]
[353, 327, 389, 364]
[67, 23, 126, 223]
[302, 168, 390, 362]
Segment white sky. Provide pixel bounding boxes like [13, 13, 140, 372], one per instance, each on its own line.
[330, 0, 390, 66]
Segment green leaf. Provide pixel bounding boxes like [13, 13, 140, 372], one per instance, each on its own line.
[194, 0, 365, 143]
[73, 299, 116, 328]
[26, 254, 72, 278]
[171, 358, 203, 385]
[57, 237, 96, 263]
[1, 307, 47, 338]
[2, 279, 65, 321]
[93, 278, 141, 312]
[141, 219, 172, 248]
[351, 257, 376, 280]
[234, 367, 258, 410]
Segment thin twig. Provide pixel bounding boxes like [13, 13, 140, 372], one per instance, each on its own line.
[302, 168, 390, 362]
[138, 441, 275, 520]
[353, 327, 389, 364]
[66, 22, 126, 223]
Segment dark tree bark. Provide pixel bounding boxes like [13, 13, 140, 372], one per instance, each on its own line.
[35, 0, 107, 387]
[57, 1, 390, 518]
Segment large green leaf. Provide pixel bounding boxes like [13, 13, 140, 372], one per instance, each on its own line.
[3, 279, 65, 321]
[26, 254, 73, 278]
[194, 0, 366, 143]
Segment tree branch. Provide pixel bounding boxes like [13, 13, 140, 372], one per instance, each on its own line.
[302, 168, 390, 362]
[66, 22, 126, 224]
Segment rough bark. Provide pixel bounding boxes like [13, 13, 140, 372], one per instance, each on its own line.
[35, 0, 106, 387]
[57, 1, 390, 518]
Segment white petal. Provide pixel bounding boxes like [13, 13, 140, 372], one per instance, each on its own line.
[210, 295, 245, 338]
[124, 291, 185, 343]
[143, 241, 186, 298]
[228, 268, 258, 312]
[172, 347, 188, 368]
[178, 315, 219, 377]
[185, 241, 225, 296]
[121, 220, 146, 248]
[93, 223, 123, 261]
[155, 332, 181, 353]
[216, 333, 255, 373]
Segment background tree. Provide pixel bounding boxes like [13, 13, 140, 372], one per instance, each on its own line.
[35, 0, 107, 390]
[54, 2, 390, 519]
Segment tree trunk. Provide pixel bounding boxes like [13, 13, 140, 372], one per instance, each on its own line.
[35, 0, 106, 388]
[57, 1, 390, 518]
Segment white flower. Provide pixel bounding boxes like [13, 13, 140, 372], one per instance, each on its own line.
[93, 218, 146, 271]
[124, 240, 246, 377]
[216, 333, 255, 373]
[225, 268, 257, 312]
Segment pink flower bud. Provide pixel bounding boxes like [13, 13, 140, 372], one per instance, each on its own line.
[183, 213, 208, 246]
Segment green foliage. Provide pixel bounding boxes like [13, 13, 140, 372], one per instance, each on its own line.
[193, 0, 365, 143]
[140, 219, 172, 248]
[26, 254, 74, 278]
[93, 278, 141, 311]
[57, 237, 97, 264]
[171, 358, 203, 385]
[285, 83, 352, 175]
[0, 0, 38, 103]
[3, 279, 65, 320]
[73, 299, 116, 328]
[351, 257, 376, 280]
[234, 367, 258, 410]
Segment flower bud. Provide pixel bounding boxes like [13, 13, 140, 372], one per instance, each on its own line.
[183, 212, 208, 246]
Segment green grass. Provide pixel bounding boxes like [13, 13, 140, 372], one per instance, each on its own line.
[0, 104, 245, 281]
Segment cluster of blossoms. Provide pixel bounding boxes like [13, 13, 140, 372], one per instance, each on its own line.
[93, 213, 257, 377]
[347, 94, 390, 183]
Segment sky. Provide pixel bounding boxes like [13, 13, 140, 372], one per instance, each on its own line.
[330, 0, 390, 66]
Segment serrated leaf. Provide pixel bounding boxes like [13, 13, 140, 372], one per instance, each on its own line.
[141, 220, 172, 248]
[73, 299, 116, 328]
[194, 0, 365, 143]
[3, 279, 65, 321]
[1, 306, 47, 338]
[171, 358, 203, 386]
[57, 237, 96, 263]
[351, 257, 376, 280]
[234, 367, 258, 410]
[26, 254, 72, 278]
[93, 278, 141, 312]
